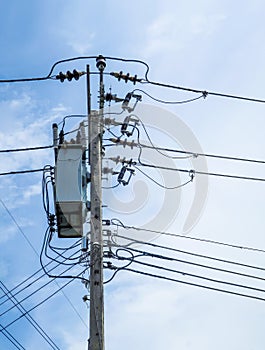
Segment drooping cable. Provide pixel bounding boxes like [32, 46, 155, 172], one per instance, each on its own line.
[132, 88, 205, 104]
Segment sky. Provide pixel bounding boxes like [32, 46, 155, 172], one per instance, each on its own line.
[1, 0, 265, 349]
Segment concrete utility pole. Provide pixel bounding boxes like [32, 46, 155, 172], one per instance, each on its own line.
[88, 56, 106, 350]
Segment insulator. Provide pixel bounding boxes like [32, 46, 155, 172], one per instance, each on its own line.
[57, 72, 66, 82]
[96, 55, 106, 70]
[56, 70, 85, 82]
[110, 71, 142, 84]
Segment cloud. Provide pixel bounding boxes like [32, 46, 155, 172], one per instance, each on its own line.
[143, 11, 226, 57]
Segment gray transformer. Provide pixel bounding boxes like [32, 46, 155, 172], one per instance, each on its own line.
[55, 143, 88, 238]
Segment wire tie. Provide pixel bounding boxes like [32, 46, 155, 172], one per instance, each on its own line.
[202, 91, 208, 99]
[189, 169, 195, 181]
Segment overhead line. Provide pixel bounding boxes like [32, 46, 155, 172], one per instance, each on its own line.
[138, 143, 265, 165]
[124, 268, 265, 303]
[0, 145, 53, 153]
[127, 258, 265, 294]
[0, 283, 61, 350]
[138, 161, 265, 183]
[0, 168, 46, 177]
[111, 221, 265, 254]
[0, 276, 78, 333]
[143, 79, 265, 104]
[114, 234, 265, 273]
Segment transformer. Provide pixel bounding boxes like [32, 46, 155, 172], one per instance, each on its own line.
[54, 143, 88, 238]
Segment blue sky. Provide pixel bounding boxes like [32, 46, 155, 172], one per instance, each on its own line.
[1, 1, 265, 349]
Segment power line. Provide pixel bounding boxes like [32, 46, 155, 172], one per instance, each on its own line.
[0, 168, 46, 177]
[137, 161, 265, 183]
[111, 220, 265, 254]
[124, 268, 265, 303]
[0, 244, 80, 306]
[0, 283, 61, 350]
[0, 145, 53, 153]
[117, 246, 265, 287]
[0, 321, 25, 350]
[0, 198, 86, 327]
[0, 55, 149, 84]
[124, 258, 265, 295]
[2, 54, 265, 106]
[138, 143, 265, 165]
[132, 88, 206, 104]
[0, 276, 78, 333]
[142, 78, 265, 104]
[0, 264, 76, 318]
[113, 234, 265, 274]
[134, 165, 193, 189]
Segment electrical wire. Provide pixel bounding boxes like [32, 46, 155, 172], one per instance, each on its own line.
[0, 55, 149, 84]
[0, 197, 87, 327]
[110, 220, 265, 254]
[124, 268, 265, 302]
[112, 234, 265, 274]
[0, 243, 80, 307]
[0, 145, 53, 153]
[0, 168, 47, 177]
[0, 263, 76, 317]
[2, 55, 265, 106]
[0, 275, 80, 332]
[116, 245, 265, 286]
[0, 283, 61, 350]
[102, 183, 120, 189]
[0, 198, 39, 255]
[132, 88, 206, 104]
[0, 324, 26, 350]
[120, 257, 265, 295]
[134, 165, 194, 189]
[142, 77, 265, 104]
[137, 160, 265, 183]
[138, 143, 265, 165]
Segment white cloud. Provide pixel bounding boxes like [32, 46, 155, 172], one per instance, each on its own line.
[23, 182, 42, 200]
[143, 11, 227, 57]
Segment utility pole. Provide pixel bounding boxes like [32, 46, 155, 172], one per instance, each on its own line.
[88, 56, 106, 350]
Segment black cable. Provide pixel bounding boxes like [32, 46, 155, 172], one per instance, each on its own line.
[124, 268, 265, 302]
[0, 325, 26, 350]
[0, 264, 76, 317]
[0, 55, 149, 84]
[1, 176, 86, 327]
[0, 283, 61, 350]
[40, 228, 89, 283]
[103, 248, 135, 284]
[0, 198, 39, 255]
[0, 168, 47, 177]
[58, 114, 87, 129]
[137, 161, 265, 183]
[135, 165, 193, 189]
[102, 183, 120, 189]
[117, 245, 265, 285]
[113, 234, 265, 274]
[3, 55, 265, 106]
[0, 276, 78, 332]
[124, 257, 265, 295]
[0, 145, 53, 153]
[133, 88, 205, 104]
[142, 78, 265, 105]
[0, 246, 78, 307]
[138, 143, 265, 165]
[111, 220, 265, 254]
